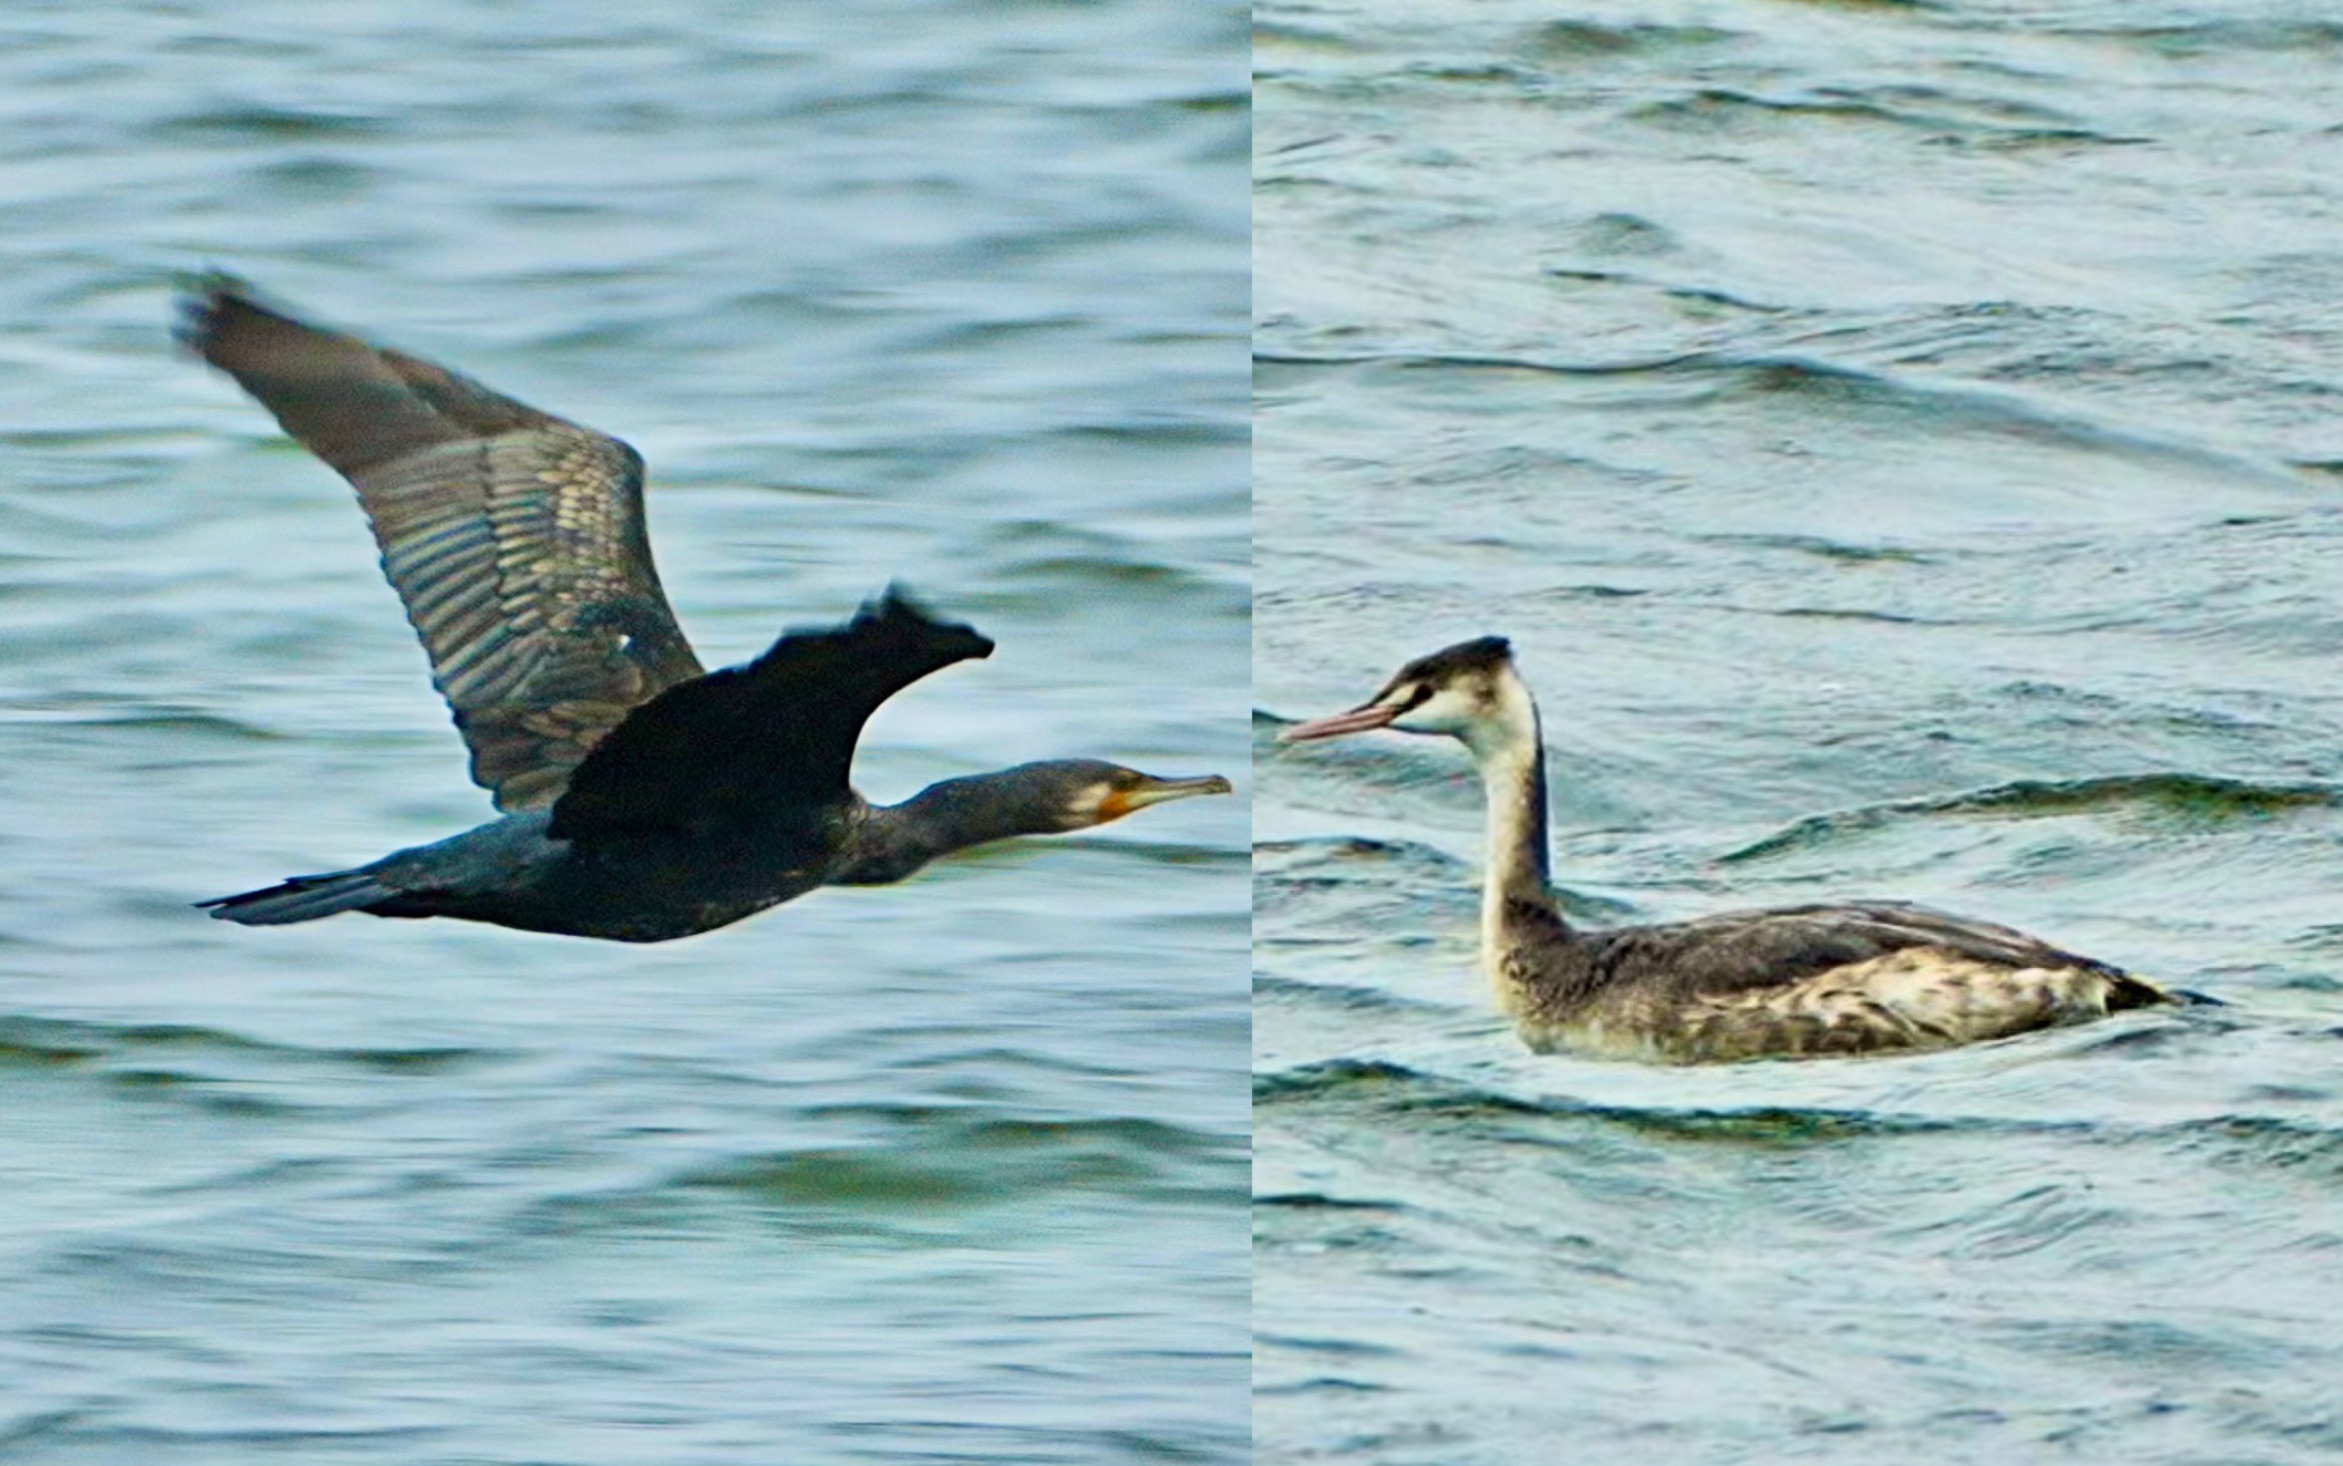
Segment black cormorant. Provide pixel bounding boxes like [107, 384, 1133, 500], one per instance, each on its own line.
[183, 280, 1230, 942]
[1280, 637, 2171, 1061]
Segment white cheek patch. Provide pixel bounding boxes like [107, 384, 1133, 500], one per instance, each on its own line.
[1488, 676, 1534, 731]
[1399, 690, 1472, 734]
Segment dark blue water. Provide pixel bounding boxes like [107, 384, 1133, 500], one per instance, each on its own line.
[0, 4, 1247, 1461]
[1256, 2, 2343, 1461]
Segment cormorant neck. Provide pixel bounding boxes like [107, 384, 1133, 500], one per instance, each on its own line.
[829, 769, 1074, 886]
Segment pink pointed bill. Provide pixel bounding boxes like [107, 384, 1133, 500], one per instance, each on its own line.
[1279, 702, 1400, 743]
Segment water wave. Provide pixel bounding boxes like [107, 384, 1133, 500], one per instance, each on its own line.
[1724, 773, 2337, 863]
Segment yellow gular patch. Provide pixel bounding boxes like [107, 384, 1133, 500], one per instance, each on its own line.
[1094, 789, 1132, 823]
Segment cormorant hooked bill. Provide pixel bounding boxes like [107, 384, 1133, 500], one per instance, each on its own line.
[183, 279, 1230, 942]
[1280, 637, 2172, 1062]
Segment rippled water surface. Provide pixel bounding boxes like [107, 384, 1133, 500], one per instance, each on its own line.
[0, 5, 1246, 1460]
[1257, 2, 2343, 1461]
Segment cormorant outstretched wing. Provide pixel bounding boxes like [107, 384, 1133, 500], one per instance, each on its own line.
[180, 277, 705, 812]
[548, 590, 993, 843]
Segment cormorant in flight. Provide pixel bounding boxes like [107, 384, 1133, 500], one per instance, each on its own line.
[184, 280, 1229, 942]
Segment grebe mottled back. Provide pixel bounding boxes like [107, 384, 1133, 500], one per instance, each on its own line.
[1280, 636, 2171, 1062]
[184, 279, 1229, 942]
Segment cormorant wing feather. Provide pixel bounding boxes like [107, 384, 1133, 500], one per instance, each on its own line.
[1585, 900, 2121, 1000]
[546, 590, 994, 843]
[181, 276, 705, 812]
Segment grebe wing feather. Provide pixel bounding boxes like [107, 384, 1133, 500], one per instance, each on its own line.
[1582, 900, 2124, 1000]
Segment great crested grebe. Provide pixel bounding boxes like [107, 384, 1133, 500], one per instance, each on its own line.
[1281, 636, 2171, 1062]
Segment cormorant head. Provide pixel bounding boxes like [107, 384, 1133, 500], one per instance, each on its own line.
[1012, 759, 1235, 832]
[1278, 636, 1525, 749]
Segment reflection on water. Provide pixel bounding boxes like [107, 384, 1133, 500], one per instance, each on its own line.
[1257, 1, 2343, 1461]
[0, 3, 1246, 1461]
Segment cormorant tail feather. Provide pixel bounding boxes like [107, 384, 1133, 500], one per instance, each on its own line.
[199, 870, 391, 926]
